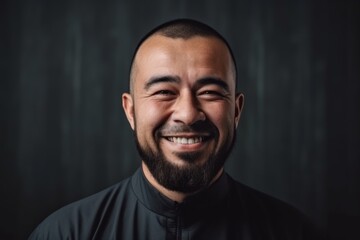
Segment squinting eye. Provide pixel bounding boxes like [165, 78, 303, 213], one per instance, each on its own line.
[202, 91, 223, 96]
[155, 90, 175, 95]
[157, 90, 172, 95]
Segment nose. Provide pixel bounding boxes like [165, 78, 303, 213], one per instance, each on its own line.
[171, 92, 206, 125]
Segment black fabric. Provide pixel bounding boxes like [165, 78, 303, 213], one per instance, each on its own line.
[29, 168, 321, 240]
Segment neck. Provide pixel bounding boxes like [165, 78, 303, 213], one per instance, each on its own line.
[141, 161, 223, 203]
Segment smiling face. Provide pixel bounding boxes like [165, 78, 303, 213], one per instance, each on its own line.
[123, 34, 243, 193]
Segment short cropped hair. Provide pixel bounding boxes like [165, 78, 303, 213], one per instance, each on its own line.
[129, 19, 237, 92]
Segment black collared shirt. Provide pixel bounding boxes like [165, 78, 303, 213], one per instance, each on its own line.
[29, 168, 320, 239]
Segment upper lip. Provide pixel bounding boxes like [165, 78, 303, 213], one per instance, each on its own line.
[162, 133, 211, 138]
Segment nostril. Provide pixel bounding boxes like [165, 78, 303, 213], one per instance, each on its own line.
[171, 94, 206, 125]
[172, 108, 206, 125]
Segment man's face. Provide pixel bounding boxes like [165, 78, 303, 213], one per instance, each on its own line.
[123, 35, 243, 193]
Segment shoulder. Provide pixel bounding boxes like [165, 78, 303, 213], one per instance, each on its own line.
[227, 175, 324, 239]
[229, 176, 300, 216]
[28, 176, 134, 240]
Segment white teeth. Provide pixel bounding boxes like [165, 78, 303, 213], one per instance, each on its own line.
[168, 137, 203, 144]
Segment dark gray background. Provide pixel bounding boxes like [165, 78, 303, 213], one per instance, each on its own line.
[1, 0, 359, 239]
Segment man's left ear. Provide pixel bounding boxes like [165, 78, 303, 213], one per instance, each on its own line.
[234, 93, 244, 129]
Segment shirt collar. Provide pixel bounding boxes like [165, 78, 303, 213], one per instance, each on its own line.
[131, 167, 230, 220]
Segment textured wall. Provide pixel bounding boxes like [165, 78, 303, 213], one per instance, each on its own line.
[1, 0, 359, 239]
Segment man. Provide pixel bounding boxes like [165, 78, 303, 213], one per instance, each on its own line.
[29, 19, 320, 239]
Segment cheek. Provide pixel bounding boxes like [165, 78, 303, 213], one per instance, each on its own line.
[207, 103, 234, 125]
[134, 101, 170, 132]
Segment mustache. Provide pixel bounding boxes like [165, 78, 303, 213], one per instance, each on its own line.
[157, 120, 218, 136]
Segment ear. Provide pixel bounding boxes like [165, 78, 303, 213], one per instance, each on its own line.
[234, 93, 244, 129]
[122, 93, 135, 130]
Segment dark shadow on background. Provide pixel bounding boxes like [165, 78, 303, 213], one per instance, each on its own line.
[1, 0, 359, 239]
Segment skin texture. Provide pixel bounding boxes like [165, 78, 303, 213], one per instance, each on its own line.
[122, 34, 244, 202]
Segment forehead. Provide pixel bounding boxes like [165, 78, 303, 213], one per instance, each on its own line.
[131, 35, 235, 90]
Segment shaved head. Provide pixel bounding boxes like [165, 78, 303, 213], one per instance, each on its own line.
[129, 19, 237, 93]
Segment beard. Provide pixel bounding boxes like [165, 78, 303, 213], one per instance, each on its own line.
[134, 121, 236, 193]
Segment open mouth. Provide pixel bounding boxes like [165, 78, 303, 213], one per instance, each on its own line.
[166, 136, 209, 145]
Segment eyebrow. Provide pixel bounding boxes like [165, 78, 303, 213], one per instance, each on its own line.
[144, 75, 230, 92]
[144, 75, 180, 90]
[195, 77, 230, 92]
